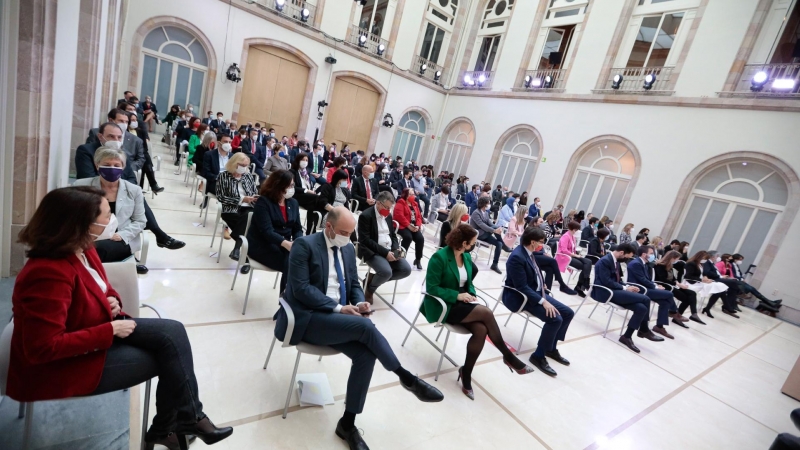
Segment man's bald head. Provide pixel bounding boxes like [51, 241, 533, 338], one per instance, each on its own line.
[326, 205, 356, 235]
[361, 165, 374, 177]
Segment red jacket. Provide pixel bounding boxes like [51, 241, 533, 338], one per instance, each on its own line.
[395, 198, 423, 229]
[9, 247, 123, 402]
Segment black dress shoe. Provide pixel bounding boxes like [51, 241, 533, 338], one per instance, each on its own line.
[136, 265, 149, 274]
[619, 336, 640, 353]
[490, 265, 502, 274]
[335, 420, 369, 450]
[637, 330, 665, 342]
[240, 264, 251, 275]
[157, 237, 186, 250]
[545, 350, 570, 366]
[502, 244, 513, 253]
[722, 309, 740, 318]
[529, 355, 557, 377]
[174, 417, 233, 446]
[559, 285, 577, 296]
[229, 247, 240, 261]
[671, 318, 689, 328]
[152, 185, 165, 194]
[400, 376, 444, 402]
[702, 308, 714, 319]
[576, 289, 586, 298]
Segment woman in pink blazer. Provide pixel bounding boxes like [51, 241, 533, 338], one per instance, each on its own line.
[555, 221, 593, 297]
[502, 207, 526, 248]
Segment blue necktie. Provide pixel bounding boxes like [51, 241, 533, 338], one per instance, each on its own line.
[332, 246, 347, 306]
[531, 253, 544, 294]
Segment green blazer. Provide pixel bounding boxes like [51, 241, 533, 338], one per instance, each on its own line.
[421, 247, 476, 324]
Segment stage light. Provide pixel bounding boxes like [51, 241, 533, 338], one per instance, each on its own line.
[377, 43, 385, 56]
[643, 73, 656, 90]
[523, 75, 532, 88]
[772, 78, 795, 90]
[463, 74, 474, 86]
[420, 63, 427, 75]
[611, 74, 623, 89]
[300, 8, 310, 22]
[275, 0, 285, 12]
[434, 70, 442, 82]
[543, 75, 553, 88]
[225, 63, 241, 83]
[750, 71, 768, 92]
[477, 74, 486, 87]
[531, 78, 542, 88]
[358, 35, 367, 48]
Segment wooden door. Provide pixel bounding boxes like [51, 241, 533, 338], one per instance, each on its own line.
[324, 76, 379, 152]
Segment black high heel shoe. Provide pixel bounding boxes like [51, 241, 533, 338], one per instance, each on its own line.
[702, 308, 714, 319]
[457, 367, 474, 400]
[174, 417, 233, 447]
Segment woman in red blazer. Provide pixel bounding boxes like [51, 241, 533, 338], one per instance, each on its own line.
[11, 186, 232, 450]
[395, 188, 426, 270]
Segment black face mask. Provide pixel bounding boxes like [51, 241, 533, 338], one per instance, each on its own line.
[464, 243, 476, 253]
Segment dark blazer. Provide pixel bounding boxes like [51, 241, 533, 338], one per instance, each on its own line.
[438, 221, 452, 248]
[627, 257, 656, 290]
[654, 264, 677, 286]
[503, 246, 545, 312]
[580, 226, 595, 243]
[356, 206, 399, 260]
[457, 183, 468, 198]
[240, 139, 267, 169]
[685, 262, 704, 282]
[201, 150, 225, 195]
[592, 254, 625, 303]
[388, 170, 405, 185]
[587, 237, 606, 259]
[292, 168, 317, 196]
[421, 246, 475, 324]
[464, 191, 478, 213]
[275, 233, 364, 345]
[318, 183, 351, 208]
[86, 128, 145, 172]
[351, 176, 379, 211]
[75, 141, 138, 185]
[394, 177, 414, 195]
[247, 196, 303, 263]
[702, 260, 723, 280]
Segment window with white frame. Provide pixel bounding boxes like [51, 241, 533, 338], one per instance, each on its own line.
[675, 161, 789, 268]
[391, 111, 428, 162]
[418, 0, 458, 65]
[625, 12, 684, 68]
[440, 121, 474, 177]
[492, 128, 540, 194]
[564, 141, 636, 220]
[470, 0, 515, 72]
[139, 26, 208, 111]
[748, 0, 799, 65]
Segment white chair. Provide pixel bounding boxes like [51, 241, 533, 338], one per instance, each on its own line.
[192, 174, 205, 205]
[262, 298, 341, 419]
[360, 220, 400, 304]
[135, 231, 149, 266]
[173, 141, 187, 176]
[348, 199, 359, 214]
[214, 209, 256, 264]
[575, 284, 632, 338]
[501, 284, 543, 354]
[303, 210, 323, 235]
[555, 252, 578, 286]
[230, 214, 281, 315]
[199, 180, 217, 227]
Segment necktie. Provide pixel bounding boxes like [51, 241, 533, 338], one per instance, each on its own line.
[251, 140, 256, 155]
[615, 262, 621, 282]
[332, 246, 347, 306]
[366, 179, 371, 199]
[313, 156, 318, 173]
[530, 253, 544, 294]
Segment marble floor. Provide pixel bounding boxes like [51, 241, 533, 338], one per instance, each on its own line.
[132, 141, 798, 450]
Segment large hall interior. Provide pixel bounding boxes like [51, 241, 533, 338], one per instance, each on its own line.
[1, 0, 800, 449]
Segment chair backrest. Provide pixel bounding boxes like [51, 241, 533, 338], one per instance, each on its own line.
[349, 199, 359, 213]
[279, 298, 295, 348]
[0, 320, 14, 396]
[102, 259, 140, 317]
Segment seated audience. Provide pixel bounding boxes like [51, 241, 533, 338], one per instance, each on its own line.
[246, 169, 303, 293]
[128, 110, 163, 194]
[556, 221, 592, 297]
[619, 223, 635, 244]
[530, 238, 577, 296]
[593, 243, 665, 353]
[187, 123, 207, 169]
[604, 219, 617, 245]
[290, 152, 328, 234]
[587, 228, 610, 262]
[264, 142, 289, 176]
[684, 250, 731, 319]
[357, 191, 411, 303]
[704, 250, 742, 317]
[192, 131, 216, 193]
[730, 253, 782, 310]
[497, 194, 520, 227]
[423, 224, 534, 399]
[580, 217, 598, 243]
[73, 148, 146, 270]
[639, 228, 651, 246]
[715, 253, 733, 277]
[502, 206, 527, 249]
[464, 184, 479, 214]
[527, 197, 542, 221]
[216, 153, 259, 267]
[655, 250, 704, 325]
[411, 170, 431, 218]
[351, 164, 379, 212]
[200, 134, 232, 209]
[667, 239, 687, 281]
[631, 233, 646, 253]
[540, 212, 562, 252]
[12, 186, 232, 449]
[471, 196, 512, 274]
[326, 156, 349, 185]
[579, 212, 593, 230]
[439, 204, 469, 248]
[429, 185, 452, 223]
[627, 246, 683, 339]
[274, 207, 443, 449]
[163, 104, 181, 129]
[395, 188, 426, 270]
[319, 169, 352, 225]
[504, 227, 575, 377]
[651, 236, 665, 258]
[240, 128, 267, 184]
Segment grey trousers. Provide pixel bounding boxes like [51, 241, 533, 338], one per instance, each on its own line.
[365, 254, 411, 293]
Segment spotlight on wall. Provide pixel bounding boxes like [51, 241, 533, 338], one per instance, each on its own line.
[226, 63, 242, 83]
[434, 70, 442, 82]
[419, 63, 427, 75]
[543, 75, 553, 89]
[377, 43, 385, 56]
[476, 74, 486, 87]
[463, 74, 474, 86]
[750, 71, 768, 92]
[772, 78, 795, 90]
[383, 113, 394, 128]
[643, 73, 656, 90]
[275, 0, 285, 12]
[317, 100, 329, 120]
[300, 8, 310, 22]
[523, 75, 532, 88]
[531, 78, 542, 88]
[611, 74, 623, 90]
[358, 34, 367, 48]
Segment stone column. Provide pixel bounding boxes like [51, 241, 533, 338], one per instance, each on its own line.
[70, 0, 104, 173]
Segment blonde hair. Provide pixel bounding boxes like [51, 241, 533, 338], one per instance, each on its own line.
[623, 223, 634, 233]
[447, 203, 468, 231]
[225, 152, 251, 174]
[651, 236, 663, 248]
[94, 147, 126, 167]
[514, 205, 527, 225]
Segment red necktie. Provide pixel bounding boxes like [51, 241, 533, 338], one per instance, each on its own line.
[251, 140, 256, 155]
[366, 180, 371, 200]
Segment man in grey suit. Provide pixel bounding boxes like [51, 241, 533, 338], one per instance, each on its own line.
[86, 108, 145, 172]
[273, 206, 443, 450]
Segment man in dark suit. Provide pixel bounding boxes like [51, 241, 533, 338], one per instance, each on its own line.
[592, 243, 664, 353]
[201, 110, 214, 125]
[210, 112, 225, 135]
[201, 134, 233, 209]
[240, 128, 267, 184]
[388, 165, 405, 185]
[305, 143, 327, 184]
[274, 207, 443, 449]
[351, 165, 379, 212]
[504, 227, 574, 377]
[357, 192, 411, 303]
[393, 168, 414, 195]
[627, 245, 682, 339]
[86, 108, 145, 172]
[581, 217, 598, 243]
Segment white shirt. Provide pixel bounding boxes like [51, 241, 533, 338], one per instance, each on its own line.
[457, 264, 468, 288]
[376, 215, 391, 249]
[217, 152, 229, 172]
[237, 181, 252, 208]
[79, 253, 107, 294]
[322, 233, 364, 313]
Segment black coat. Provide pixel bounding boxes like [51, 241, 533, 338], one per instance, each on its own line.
[75, 141, 137, 185]
[351, 176, 379, 211]
[318, 182, 351, 208]
[356, 206, 399, 260]
[246, 196, 303, 265]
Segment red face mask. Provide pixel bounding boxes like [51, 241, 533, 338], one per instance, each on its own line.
[461, 214, 470, 222]
[209, 141, 215, 149]
[408, 195, 415, 202]
[378, 207, 391, 218]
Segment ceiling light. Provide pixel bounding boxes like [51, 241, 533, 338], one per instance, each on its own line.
[477, 74, 486, 87]
[772, 78, 795, 90]
[523, 75, 532, 88]
[543, 75, 553, 89]
[434, 70, 442, 82]
[531, 78, 542, 88]
[420, 63, 427, 75]
[376, 43, 385, 56]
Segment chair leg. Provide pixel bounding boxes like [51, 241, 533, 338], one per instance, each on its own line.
[401, 310, 422, 346]
[203, 198, 211, 227]
[242, 268, 255, 315]
[22, 402, 33, 450]
[18, 401, 25, 418]
[619, 310, 630, 337]
[588, 302, 600, 319]
[273, 272, 280, 289]
[649, 301, 655, 322]
[435, 330, 451, 381]
[504, 311, 513, 326]
[217, 227, 225, 264]
[603, 306, 615, 338]
[141, 379, 152, 450]
[231, 261, 241, 290]
[435, 327, 444, 342]
[283, 352, 302, 419]
[518, 318, 529, 355]
[263, 335, 277, 370]
[318, 355, 323, 362]
[575, 297, 588, 315]
[391, 281, 398, 304]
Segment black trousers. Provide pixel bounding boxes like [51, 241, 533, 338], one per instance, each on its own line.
[717, 278, 740, 311]
[398, 227, 424, 261]
[90, 319, 204, 435]
[143, 200, 169, 243]
[222, 208, 251, 247]
[673, 287, 698, 315]
[478, 231, 502, 266]
[295, 193, 327, 234]
[673, 260, 686, 282]
[94, 239, 133, 263]
[252, 247, 290, 293]
[569, 257, 592, 289]
[139, 151, 159, 189]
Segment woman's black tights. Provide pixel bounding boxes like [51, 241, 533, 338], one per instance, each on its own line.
[457, 305, 524, 389]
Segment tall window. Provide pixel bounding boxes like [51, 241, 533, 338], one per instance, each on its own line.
[139, 26, 208, 110]
[492, 128, 540, 194]
[676, 161, 789, 267]
[358, 0, 389, 36]
[626, 12, 685, 68]
[419, 0, 458, 65]
[440, 121, 474, 177]
[564, 141, 636, 220]
[391, 111, 427, 162]
[469, 0, 515, 72]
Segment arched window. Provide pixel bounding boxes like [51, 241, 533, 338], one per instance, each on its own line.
[675, 160, 789, 267]
[440, 121, 475, 177]
[139, 26, 209, 111]
[492, 127, 540, 194]
[564, 141, 636, 219]
[390, 111, 427, 161]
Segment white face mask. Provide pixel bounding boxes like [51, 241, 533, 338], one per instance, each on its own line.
[339, 181, 348, 188]
[299, 161, 308, 169]
[236, 166, 248, 174]
[129, 121, 138, 130]
[326, 225, 351, 248]
[368, 173, 374, 179]
[117, 123, 127, 133]
[284, 187, 295, 199]
[103, 139, 123, 150]
[735, 260, 742, 265]
[221, 143, 232, 153]
[700, 259, 708, 264]
[91, 214, 118, 241]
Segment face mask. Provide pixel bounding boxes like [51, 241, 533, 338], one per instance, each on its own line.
[327, 226, 351, 248]
[284, 188, 295, 199]
[98, 166, 124, 182]
[103, 139, 122, 151]
[382, 168, 389, 174]
[117, 123, 127, 133]
[378, 207, 391, 218]
[648, 254, 655, 262]
[716, 257, 722, 262]
[236, 166, 248, 174]
[188, 108, 194, 112]
[221, 143, 232, 153]
[218, 116, 223, 120]
[734, 260, 742, 265]
[461, 214, 470, 223]
[270, 133, 275, 137]
[129, 121, 138, 130]
[296, 161, 308, 170]
[240, 133, 246, 137]
[368, 173, 374, 179]
[91, 214, 118, 241]
[339, 181, 347, 188]
[279, 151, 286, 158]
[700, 259, 708, 264]
[514, 199, 519, 204]
[408, 195, 415, 202]
[608, 225, 614, 230]
[464, 243, 476, 253]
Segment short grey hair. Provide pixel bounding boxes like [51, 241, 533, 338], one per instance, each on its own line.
[201, 131, 217, 148]
[94, 147, 126, 167]
[376, 191, 395, 204]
